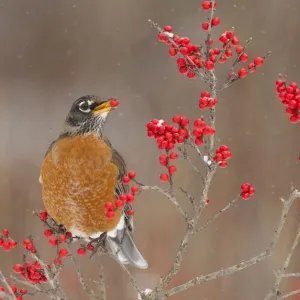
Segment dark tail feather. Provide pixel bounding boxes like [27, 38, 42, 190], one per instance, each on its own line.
[107, 230, 148, 269]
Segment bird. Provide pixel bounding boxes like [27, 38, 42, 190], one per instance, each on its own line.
[39, 95, 148, 269]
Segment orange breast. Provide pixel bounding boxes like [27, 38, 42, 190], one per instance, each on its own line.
[41, 134, 122, 235]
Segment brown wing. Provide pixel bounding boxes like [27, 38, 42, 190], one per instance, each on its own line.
[41, 134, 122, 236]
[103, 136, 134, 231]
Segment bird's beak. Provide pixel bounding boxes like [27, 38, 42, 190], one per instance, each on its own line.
[92, 101, 113, 114]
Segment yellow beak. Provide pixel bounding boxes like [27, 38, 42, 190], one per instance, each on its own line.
[93, 101, 112, 113]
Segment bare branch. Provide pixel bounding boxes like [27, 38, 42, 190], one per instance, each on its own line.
[162, 188, 300, 298]
[264, 220, 300, 300]
[196, 195, 240, 233]
[0, 271, 16, 300]
[278, 288, 300, 300]
[138, 185, 188, 220]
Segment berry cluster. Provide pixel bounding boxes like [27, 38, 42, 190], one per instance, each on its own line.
[13, 261, 48, 284]
[240, 183, 255, 200]
[156, 1, 265, 81]
[104, 171, 138, 219]
[276, 79, 300, 123]
[0, 285, 27, 300]
[0, 229, 17, 252]
[147, 118, 189, 150]
[213, 145, 232, 168]
[191, 118, 215, 146]
[199, 91, 218, 109]
[159, 152, 178, 182]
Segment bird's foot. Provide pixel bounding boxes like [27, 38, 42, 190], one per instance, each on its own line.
[87, 232, 108, 259]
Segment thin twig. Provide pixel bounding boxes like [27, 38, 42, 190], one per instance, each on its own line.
[0, 271, 16, 300]
[281, 272, 300, 278]
[138, 185, 188, 220]
[278, 288, 300, 300]
[196, 195, 240, 233]
[264, 221, 300, 300]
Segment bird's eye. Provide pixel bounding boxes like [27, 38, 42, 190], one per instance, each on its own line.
[78, 101, 91, 113]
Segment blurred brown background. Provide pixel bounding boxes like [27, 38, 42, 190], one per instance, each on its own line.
[1, 0, 300, 299]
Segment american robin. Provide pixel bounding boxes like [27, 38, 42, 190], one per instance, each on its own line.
[40, 95, 148, 269]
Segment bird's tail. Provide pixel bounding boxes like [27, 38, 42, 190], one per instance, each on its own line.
[107, 230, 148, 269]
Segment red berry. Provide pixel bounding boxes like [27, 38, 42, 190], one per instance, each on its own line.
[127, 210, 134, 216]
[119, 194, 127, 201]
[176, 58, 186, 67]
[131, 186, 139, 194]
[205, 61, 214, 70]
[241, 183, 250, 192]
[87, 244, 95, 251]
[239, 53, 248, 62]
[195, 137, 204, 145]
[2, 229, 9, 237]
[59, 248, 69, 258]
[164, 25, 172, 32]
[201, 1, 211, 9]
[248, 63, 256, 73]
[172, 115, 182, 124]
[238, 68, 248, 78]
[201, 91, 210, 98]
[169, 152, 178, 159]
[211, 17, 220, 26]
[219, 160, 228, 168]
[59, 234, 66, 243]
[39, 211, 48, 221]
[159, 154, 168, 166]
[110, 99, 119, 107]
[44, 229, 53, 238]
[179, 47, 189, 55]
[206, 199, 210, 205]
[0, 239, 3, 247]
[126, 194, 135, 203]
[115, 199, 124, 208]
[225, 49, 233, 58]
[3, 242, 10, 251]
[168, 165, 177, 174]
[160, 173, 169, 182]
[10, 285, 17, 294]
[231, 36, 239, 45]
[104, 202, 114, 211]
[226, 31, 234, 39]
[77, 248, 86, 256]
[106, 211, 115, 219]
[9, 240, 17, 249]
[276, 79, 284, 86]
[179, 66, 188, 74]
[13, 264, 24, 273]
[20, 288, 27, 294]
[254, 56, 264, 67]
[128, 171, 136, 179]
[249, 187, 255, 195]
[122, 176, 130, 184]
[241, 192, 250, 200]
[158, 33, 165, 41]
[49, 238, 58, 246]
[168, 48, 177, 57]
[194, 118, 206, 128]
[202, 22, 209, 30]
[235, 45, 243, 53]
[180, 117, 190, 127]
[187, 71, 196, 79]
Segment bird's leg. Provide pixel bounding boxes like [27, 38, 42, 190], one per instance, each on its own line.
[88, 233, 108, 259]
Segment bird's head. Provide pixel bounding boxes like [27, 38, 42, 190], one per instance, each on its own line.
[63, 95, 119, 136]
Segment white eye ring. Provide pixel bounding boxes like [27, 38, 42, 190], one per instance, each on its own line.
[78, 101, 91, 113]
